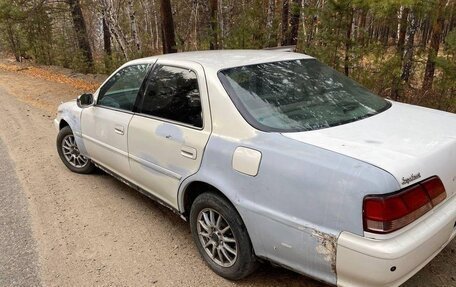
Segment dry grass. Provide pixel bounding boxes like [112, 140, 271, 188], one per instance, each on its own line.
[0, 63, 99, 92]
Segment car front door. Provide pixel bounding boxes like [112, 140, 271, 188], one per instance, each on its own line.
[127, 61, 212, 208]
[81, 63, 150, 179]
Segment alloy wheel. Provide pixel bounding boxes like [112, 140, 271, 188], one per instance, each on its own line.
[61, 134, 89, 168]
[196, 208, 238, 267]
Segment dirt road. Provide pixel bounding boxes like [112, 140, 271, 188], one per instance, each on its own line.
[0, 137, 40, 286]
[0, 66, 454, 287]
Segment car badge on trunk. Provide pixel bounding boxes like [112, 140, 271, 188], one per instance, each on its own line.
[402, 173, 422, 185]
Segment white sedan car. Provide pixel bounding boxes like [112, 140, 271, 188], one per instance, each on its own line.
[54, 50, 456, 286]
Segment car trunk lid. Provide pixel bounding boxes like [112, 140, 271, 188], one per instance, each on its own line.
[282, 101, 456, 198]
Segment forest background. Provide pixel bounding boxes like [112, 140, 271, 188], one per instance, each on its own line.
[0, 0, 455, 112]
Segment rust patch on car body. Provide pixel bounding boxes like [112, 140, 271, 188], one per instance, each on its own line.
[312, 230, 337, 274]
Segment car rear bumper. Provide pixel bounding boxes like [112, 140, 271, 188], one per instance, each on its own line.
[336, 194, 456, 287]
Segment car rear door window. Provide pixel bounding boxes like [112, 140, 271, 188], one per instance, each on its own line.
[139, 65, 202, 128]
[97, 64, 149, 111]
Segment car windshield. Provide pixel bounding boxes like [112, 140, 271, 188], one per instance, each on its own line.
[218, 59, 391, 132]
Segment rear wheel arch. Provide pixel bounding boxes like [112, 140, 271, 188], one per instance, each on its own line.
[180, 180, 257, 250]
[181, 181, 233, 219]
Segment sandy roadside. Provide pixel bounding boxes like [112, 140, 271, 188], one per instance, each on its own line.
[0, 67, 454, 287]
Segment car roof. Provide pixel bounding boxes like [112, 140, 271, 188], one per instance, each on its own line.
[127, 50, 314, 71]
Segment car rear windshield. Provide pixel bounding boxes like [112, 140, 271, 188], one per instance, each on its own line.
[218, 59, 391, 132]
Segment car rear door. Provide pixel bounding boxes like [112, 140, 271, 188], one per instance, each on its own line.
[81, 64, 150, 179]
[127, 61, 212, 208]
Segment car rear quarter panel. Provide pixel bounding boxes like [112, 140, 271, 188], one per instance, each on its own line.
[180, 131, 400, 284]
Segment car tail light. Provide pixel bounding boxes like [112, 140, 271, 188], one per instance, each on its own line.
[421, 177, 447, 206]
[363, 176, 446, 234]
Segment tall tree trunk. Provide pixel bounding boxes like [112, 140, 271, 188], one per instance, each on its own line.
[344, 7, 353, 76]
[218, 0, 224, 49]
[193, 0, 199, 50]
[391, 6, 409, 100]
[390, 12, 398, 45]
[287, 0, 301, 45]
[448, 2, 456, 35]
[332, 13, 342, 67]
[152, 0, 160, 51]
[420, 17, 431, 47]
[209, 0, 218, 49]
[397, 7, 409, 58]
[281, 0, 289, 46]
[423, 0, 446, 91]
[300, 0, 307, 44]
[401, 10, 418, 83]
[102, 17, 112, 56]
[102, 15, 112, 72]
[266, 0, 275, 46]
[382, 26, 389, 46]
[367, 17, 374, 45]
[139, 0, 151, 51]
[5, 21, 20, 62]
[306, 3, 318, 47]
[127, 0, 141, 52]
[443, 2, 455, 40]
[101, 0, 130, 60]
[67, 0, 93, 71]
[359, 9, 367, 46]
[159, 0, 177, 53]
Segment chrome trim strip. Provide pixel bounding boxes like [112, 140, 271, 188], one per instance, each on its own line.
[94, 105, 135, 114]
[134, 112, 204, 131]
[129, 154, 182, 180]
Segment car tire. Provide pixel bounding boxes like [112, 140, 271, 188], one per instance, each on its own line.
[190, 192, 258, 280]
[56, 126, 95, 174]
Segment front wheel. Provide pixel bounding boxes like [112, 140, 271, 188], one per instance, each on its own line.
[190, 192, 258, 280]
[56, 126, 95, 174]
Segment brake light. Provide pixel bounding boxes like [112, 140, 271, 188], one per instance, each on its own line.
[363, 176, 446, 234]
[421, 177, 447, 206]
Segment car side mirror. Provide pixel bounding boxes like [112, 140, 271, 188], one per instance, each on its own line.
[77, 93, 94, 108]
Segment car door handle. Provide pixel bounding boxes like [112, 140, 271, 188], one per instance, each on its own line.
[114, 125, 124, 135]
[181, 146, 197, 160]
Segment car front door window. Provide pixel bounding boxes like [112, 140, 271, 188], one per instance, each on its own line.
[97, 64, 149, 111]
